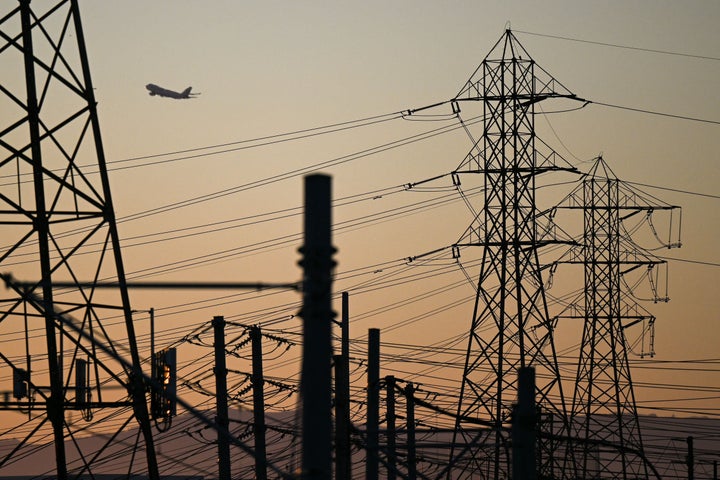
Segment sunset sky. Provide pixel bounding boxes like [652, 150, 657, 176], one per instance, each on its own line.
[1, 0, 719, 476]
[79, 0, 719, 405]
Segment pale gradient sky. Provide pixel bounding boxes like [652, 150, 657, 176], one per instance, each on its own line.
[81, 1, 719, 362]
[2, 0, 719, 453]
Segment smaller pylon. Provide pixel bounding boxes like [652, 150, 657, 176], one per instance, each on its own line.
[555, 156, 681, 479]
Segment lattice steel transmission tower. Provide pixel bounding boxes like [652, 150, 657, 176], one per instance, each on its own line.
[447, 30, 578, 480]
[556, 157, 680, 479]
[0, 1, 158, 479]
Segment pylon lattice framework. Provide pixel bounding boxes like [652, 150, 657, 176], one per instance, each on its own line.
[556, 157, 680, 479]
[447, 30, 578, 480]
[0, 2, 158, 479]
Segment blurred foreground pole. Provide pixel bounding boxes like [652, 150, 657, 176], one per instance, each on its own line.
[367, 328, 380, 480]
[512, 367, 537, 480]
[213, 316, 231, 480]
[300, 174, 335, 480]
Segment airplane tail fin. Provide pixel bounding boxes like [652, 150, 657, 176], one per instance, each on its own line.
[181, 87, 192, 97]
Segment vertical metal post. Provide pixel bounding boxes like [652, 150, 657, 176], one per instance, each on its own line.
[335, 291, 351, 480]
[213, 316, 231, 480]
[405, 383, 417, 480]
[687, 436, 694, 480]
[367, 328, 380, 480]
[300, 174, 334, 480]
[150, 308, 155, 370]
[19, 2, 66, 477]
[334, 354, 351, 480]
[251, 326, 268, 480]
[341, 292, 350, 368]
[150, 307, 155, 406]
[385, 375, 397, 480]
[512, 367, 537, 480]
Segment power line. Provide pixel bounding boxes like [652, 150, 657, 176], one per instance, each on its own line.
[626, 181, 720, 200]
[113, 113, 471, 225]
[514, 29, 720, 62]
[109, 110, 405, 165]
[657, 256, 720, 268]
[586, 99, 720, 125]
[0, 110, 406, 184]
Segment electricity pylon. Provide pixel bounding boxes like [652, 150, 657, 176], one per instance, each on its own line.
[556, 157, 680, 479]
[447, 30, 578, 480]
[0, 2, 158, 479]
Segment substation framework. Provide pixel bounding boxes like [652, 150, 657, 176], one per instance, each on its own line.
[0, 3, 332, 480]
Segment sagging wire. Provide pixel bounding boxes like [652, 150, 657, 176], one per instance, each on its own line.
[185, 333, 213, 348]
[182, 379, 216, 397]
[455, 179, 480, 220]
[456, 259, 478, 292]
[646, 263, 669, 303]
[646, 209, 683, 250]
[625, 316, 656, 359]
[619, 264, 667, 303]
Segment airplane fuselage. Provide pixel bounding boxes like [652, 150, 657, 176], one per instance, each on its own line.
[145, 84, 194, 99]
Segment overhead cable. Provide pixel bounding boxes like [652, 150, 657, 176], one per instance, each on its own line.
[587, 100, 720, 125]
[514, 29, 720, 62]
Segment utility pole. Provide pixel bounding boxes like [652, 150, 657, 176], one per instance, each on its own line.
[512, 367, 537, 480]
[334, 292, 352, 480]
[213, 316, 231, 480]
[150, 308, 156, 373]
[341, 292, 350, 368]
[251, 326, 268, 480]
[367, 328, 380, 480]
[385, 375, 397, 480]
[334, 354, 351, 480]
[686, 436, 694, 480]
[300, 174, 334, 480]
[405, 383, 417, 480]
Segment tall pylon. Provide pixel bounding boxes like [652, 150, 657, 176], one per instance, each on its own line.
[447, 30, 578, 479]
[0, 2, 158, 479]
[556, 157, 680, 479]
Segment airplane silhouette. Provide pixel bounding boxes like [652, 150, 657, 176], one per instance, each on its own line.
[145, 83, 200, 99]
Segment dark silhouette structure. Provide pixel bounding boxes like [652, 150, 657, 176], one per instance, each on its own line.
[0, 1, 158, 478]
[556, 157, 680, 479]
[448, 30, 577, 480]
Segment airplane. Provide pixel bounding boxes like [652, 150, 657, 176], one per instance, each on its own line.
[145, 83, 200, 99]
